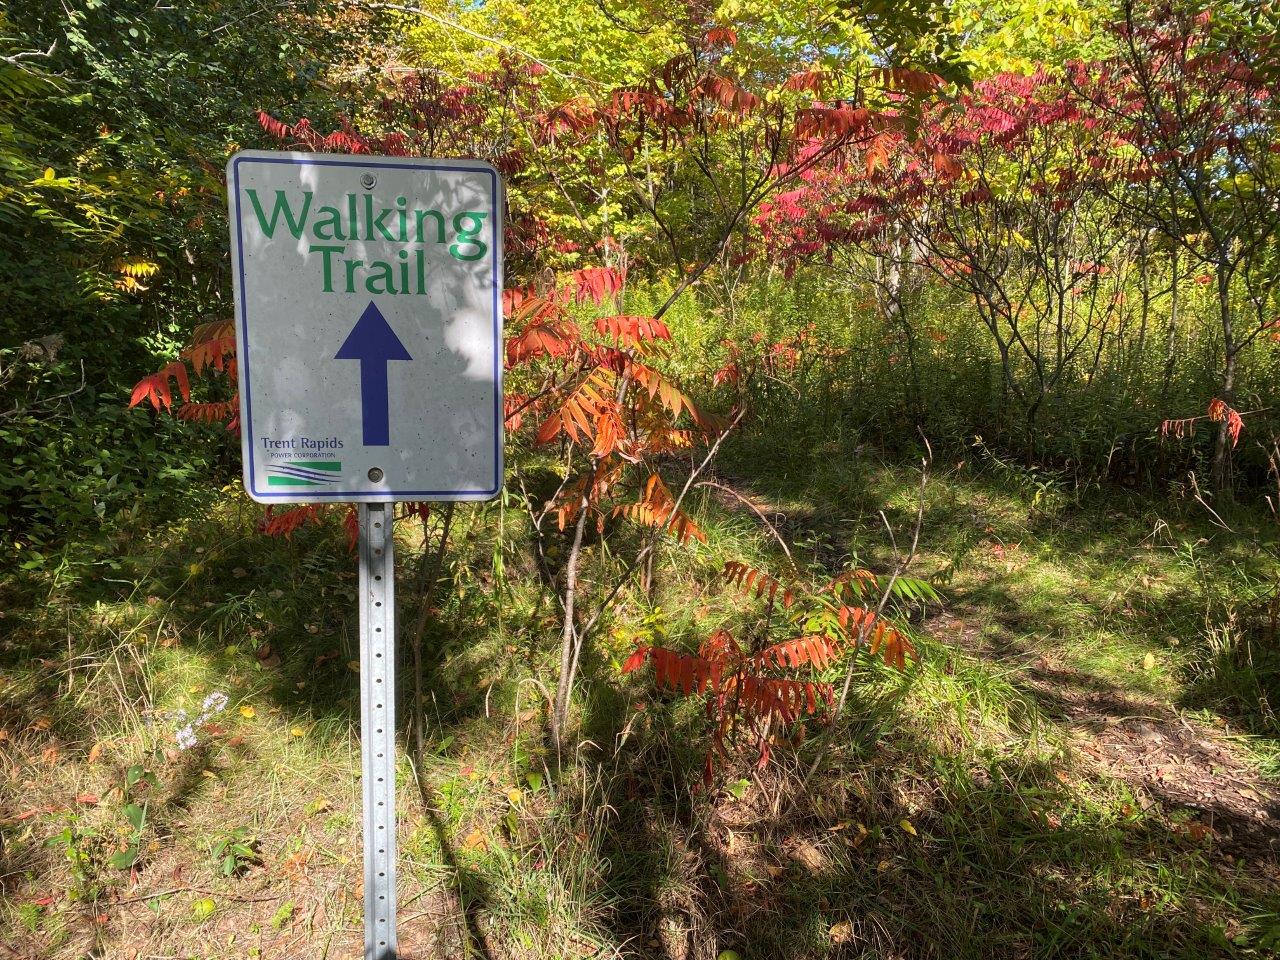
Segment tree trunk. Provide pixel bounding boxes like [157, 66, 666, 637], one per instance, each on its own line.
[1211, 258, 1236, 496]
[1159, 244, 1179, 405]
[550, 491, 590, 753]
[879, 240, 924, 427]
[409, 504, 455, 802]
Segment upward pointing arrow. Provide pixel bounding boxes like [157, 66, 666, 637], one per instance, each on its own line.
[335, 301, 412, 447]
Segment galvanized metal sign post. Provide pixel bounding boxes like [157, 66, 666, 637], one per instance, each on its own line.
[227, 150, 503, 959]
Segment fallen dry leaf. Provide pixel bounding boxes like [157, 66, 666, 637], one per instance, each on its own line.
[830, 920, 854, 944]
[792, 839, 826, 872]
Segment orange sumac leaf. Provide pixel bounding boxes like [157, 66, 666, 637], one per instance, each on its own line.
[594, 315, 671, 344]
[1208, 397, 1244, 447]
[259, 504, 325, 539]
[783, 69, 832, 95]
[175, 397, 238, 425]
[838, 606, 915, 669]
[590, 405, 627, 458]
[622, 646, 651, 674]
[697, 74, 761, 115]
[506, 318, 580, 366]
[615, 473, 706, 543]
[567, 266, 625, 305]
[627, 362, 723, 434]
[705, 26, 737, 47]
[183, 336, 236, 375]
[754, 634, 841, 671]
[535, 369, 612, 446]
[130, 361, 191, 412]
[795, 106, 873, 140]
[723, 561, 794, 607]
[874, 66, 945, 95]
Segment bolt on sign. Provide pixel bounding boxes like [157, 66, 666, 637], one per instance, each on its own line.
[227, 151, 504, 960]
[228, 150, 503, 502]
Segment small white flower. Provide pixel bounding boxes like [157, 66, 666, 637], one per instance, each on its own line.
[201, 691, 229, 715]
[176, 725, 197, 750]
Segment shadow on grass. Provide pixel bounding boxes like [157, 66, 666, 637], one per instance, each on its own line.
[573, 694, 1277, 960]
[0, 506, 508, 957]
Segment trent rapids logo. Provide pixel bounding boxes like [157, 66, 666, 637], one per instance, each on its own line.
[266, 461, 342, 487]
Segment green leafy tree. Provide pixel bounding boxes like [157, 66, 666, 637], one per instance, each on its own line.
[0, 1, 380, 550]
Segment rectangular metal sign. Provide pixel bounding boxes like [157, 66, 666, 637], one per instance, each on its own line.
[227, 150, 504, 503]
[227, 150, 504, 959]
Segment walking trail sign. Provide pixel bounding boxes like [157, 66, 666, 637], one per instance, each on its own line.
[227, 150, 504, 959]
[229, 150, 503, 502]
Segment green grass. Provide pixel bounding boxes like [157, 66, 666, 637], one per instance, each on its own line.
[3, 443, 1280, 958]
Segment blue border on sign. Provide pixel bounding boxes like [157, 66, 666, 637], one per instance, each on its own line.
[232, 155, 503, 500]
